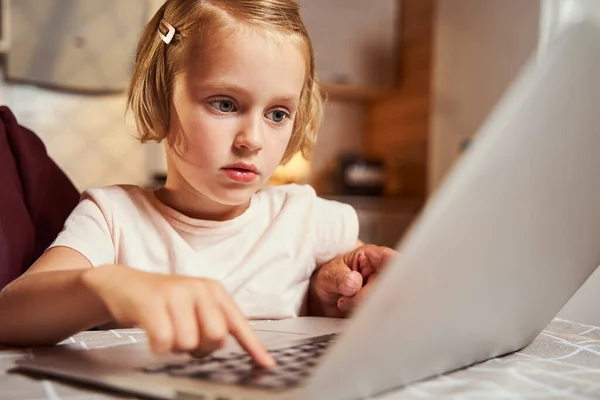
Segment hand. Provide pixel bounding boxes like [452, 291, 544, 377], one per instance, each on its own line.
[82, 265, 275, 367]
[308, 244, 397, 317]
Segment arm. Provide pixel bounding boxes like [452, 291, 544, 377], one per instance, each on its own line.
[0, 246, 111, 346]
[0, 247, 275, 367]
[0, 191, 274, 365]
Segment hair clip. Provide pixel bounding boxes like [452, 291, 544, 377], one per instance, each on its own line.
[158, 19, 176, 45]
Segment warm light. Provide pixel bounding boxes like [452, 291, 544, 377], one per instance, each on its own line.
[268, 152, 311, 185]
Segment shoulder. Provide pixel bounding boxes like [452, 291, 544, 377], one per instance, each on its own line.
[77, 185, 153, 221]
[82, 185, 150, 209]
[83, 184, 147, 202]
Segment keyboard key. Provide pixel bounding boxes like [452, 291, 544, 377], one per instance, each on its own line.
[142, 333, 339, 390]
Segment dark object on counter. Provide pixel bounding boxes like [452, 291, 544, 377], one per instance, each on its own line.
[152, 173, 167, 188]
[334, 154, 386, 196]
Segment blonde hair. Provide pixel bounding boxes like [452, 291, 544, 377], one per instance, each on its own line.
[126, 0, 323, 164]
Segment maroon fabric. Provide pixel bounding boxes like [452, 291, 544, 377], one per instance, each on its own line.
[0, 106, 80, 290]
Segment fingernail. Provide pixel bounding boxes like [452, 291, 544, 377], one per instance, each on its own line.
[343, 273, 359, 294]
[344, 278, 357, 290]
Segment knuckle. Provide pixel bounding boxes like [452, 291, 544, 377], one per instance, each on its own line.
[208, 279, 226, 293]
[167, 287, 195, 307]
[164, 284, 185, 299]
[191, 280, 209, 296]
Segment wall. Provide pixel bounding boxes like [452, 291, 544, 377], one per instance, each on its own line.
[429, 0, 541, 191]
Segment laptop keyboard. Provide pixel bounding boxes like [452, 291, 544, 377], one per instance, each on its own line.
[142, 333, 337, 390]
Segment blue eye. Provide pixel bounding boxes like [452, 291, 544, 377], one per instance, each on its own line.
[266, 110, 289, 123]
[210, 99, 237, 113]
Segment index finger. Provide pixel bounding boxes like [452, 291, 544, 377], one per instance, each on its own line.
[215, 292, 275, 368]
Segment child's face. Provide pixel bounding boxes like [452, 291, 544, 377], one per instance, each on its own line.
[167, 26, 306, 209]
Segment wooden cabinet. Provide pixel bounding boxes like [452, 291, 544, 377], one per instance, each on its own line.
[366, 0, 436, 199]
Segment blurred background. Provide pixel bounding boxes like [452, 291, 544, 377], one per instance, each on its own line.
[1, 0, 600, 324]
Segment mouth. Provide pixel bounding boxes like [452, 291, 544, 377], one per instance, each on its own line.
[221, 163, 259, 174]
[221, 163, 260, 183]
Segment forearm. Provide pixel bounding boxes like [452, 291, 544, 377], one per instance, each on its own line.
[0, 268, 111, 346]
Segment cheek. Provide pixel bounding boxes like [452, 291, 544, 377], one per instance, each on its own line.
[176, 113, 230, 166]
[265, 130, 294, 165]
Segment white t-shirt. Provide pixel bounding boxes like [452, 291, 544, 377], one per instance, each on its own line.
[50, 184, 359, 319]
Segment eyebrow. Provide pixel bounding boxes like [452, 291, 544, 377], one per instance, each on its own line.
[197, 81, 300, 107]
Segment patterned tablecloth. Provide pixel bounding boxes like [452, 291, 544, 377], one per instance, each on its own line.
[2, 318, 600, 400]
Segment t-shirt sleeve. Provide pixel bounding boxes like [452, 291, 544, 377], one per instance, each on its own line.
[312, 195, 359, 265]
[49, 192, 115, 267]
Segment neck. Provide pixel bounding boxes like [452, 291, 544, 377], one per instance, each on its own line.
[155, 184, 250, 221]
[156, 157, 250, 222]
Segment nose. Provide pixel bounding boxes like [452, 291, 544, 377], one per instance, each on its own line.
[233, 114, 263, 153]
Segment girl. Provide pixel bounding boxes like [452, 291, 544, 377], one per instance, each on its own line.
[0, 0, 390, 367]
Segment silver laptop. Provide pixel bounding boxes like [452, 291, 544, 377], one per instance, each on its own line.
[16, 19, 600, 400]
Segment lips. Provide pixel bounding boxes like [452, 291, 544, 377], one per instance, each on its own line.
[221, 162, 260, 183]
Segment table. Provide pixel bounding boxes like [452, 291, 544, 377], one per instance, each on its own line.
[2, 319, 600, 399]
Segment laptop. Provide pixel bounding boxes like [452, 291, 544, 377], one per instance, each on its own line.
[15, 18, 600, 400]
